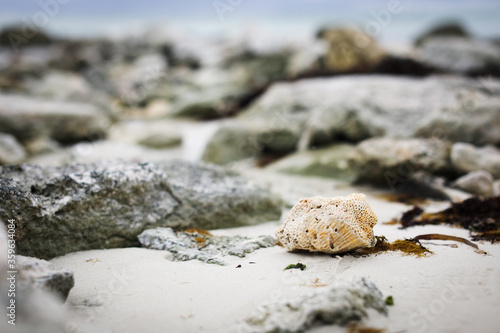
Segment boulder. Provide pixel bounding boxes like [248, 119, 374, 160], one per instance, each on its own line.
[316, 27, 386, 72]
[453, 170, 495, 197]
[266, 144, 356, 181]
[348, 137, 453, 186]
[417, 37, 500, 76]
[0, 160, 282, 259]
[450, 142, 500, 178]
[244, 277, 387, 332]
[138, 227, 275, 265]
[0, 132, 26, 165]
[414, 21, 470, 47]
[203, 75, 500, 164]
[0, 94, 110, 143]
[17, 255, 74, 300]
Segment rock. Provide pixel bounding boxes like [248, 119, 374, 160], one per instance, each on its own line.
[22, 136, 60, 155]
[202, 120, 301, 165]
[166, 68, 251, 119]
[244, 277, 387, 332]
[348, 137, 453, 186]
[109, 52, 168, 107]
[138, 227, 275, 265]
[414, 21, 470, 47]
[0, 25, 53, 48]
[203, 75, 500, 164]
[316, 27, 386, 72]
[17, 255, 74, 300]
[223, 49, 291, 87]
[0, 160, 282, 259]
[417, 37, 500, 76]
[275, 194, 378, 255]
[138, 133, 182, 149]
[494, 180, 500, 196]
[24, 70, 112, 110]
[453, 170, 495, 197]
[416, 97, 500, 145]
[1, 220, 108, 333]
[397, 171, 471, 202]
[266, 144, 355, 181]
[0, 94, 111, 143]
[0, 132, 26, 164]
[157, 160, 283, 229]
[450, 142, 500, 178]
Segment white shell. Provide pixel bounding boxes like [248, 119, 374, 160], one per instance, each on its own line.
[275, 193, 378, 254]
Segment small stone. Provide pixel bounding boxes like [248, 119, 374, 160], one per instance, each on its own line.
[138, 227, 276, 265]
[453, 170, 495, 197]
[138, 133, 182, 149]
[17, 255, 74, 300]
[0, 132, 26, 164]
[244, 277, 387, 332]
[451, 143, 500, 179]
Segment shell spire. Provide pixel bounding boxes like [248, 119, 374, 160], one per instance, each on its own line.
[275, 193, 378, 254]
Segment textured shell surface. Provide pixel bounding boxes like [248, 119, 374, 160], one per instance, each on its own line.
[275, 193, 378, 254]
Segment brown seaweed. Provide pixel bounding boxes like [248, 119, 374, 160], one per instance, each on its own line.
[353, 236, 432, 257]
[398, 196, 500, 243]
[411, 233, 479, 249]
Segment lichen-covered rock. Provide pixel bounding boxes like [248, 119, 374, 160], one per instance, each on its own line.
[450, 142, 500, 179]
[348, 137, 453, 185]
[17, 256, 74, 300]
[452, 170, 495, 197]
[138, 227, 275, 265]
[0, 160, 282, 259]
[275, 194, 378, 254]
[0, 93, 110, 143]
[0, 132, 26, 165]
[244, 277, 387, 332]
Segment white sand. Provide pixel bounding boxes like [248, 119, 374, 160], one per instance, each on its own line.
[51, 172, 500, 333]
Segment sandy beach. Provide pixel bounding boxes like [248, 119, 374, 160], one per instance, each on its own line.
[51, 171, 500, 333]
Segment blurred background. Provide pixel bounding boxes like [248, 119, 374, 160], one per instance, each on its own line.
[1, 0, 500, 183]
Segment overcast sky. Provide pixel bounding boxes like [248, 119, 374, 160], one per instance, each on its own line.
[1, 0, 499, 41]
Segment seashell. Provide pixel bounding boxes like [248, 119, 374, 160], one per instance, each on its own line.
[275, 193, 378, 254]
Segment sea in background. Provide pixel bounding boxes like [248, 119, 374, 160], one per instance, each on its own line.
[1, 0, 500, 51]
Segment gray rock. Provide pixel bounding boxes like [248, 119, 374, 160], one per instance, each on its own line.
[1, 220, 108, 333]
[416, 97, 500, 146]
[203, 75, 500, 164]
[266, 144, 356, 181]
[450, 142, 500, 178]
[417, 37, 500, 75]
[0, 132, 26, 165]
[0, 94, 111, 143]
[137, 133, 182, 149]
[397, 171, 471, 202]
[202, 121, 301, 165]
[138, 227, 275, 265]
[244, 277, 387, 332]
[494, 180, 500, 197]
[452, 170, 495, 197]
[348, 137, 453, 186]
[17, 255, 74, 300]
[414, 21, 470, 47]
[157, 160, 283, 229]
[0, 160, 282, 259]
